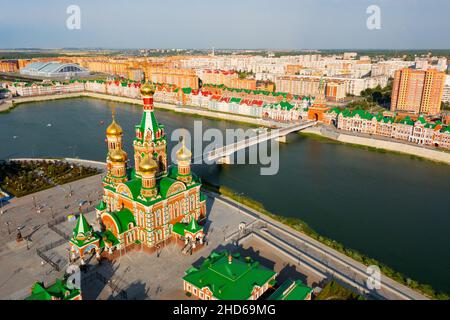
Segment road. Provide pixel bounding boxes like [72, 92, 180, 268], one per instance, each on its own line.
[209, 191, 429, 300]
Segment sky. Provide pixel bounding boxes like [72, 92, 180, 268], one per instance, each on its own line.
[0, 0, 449, 50]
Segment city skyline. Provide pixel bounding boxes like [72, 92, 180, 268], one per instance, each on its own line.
[1, 0, 450, 50]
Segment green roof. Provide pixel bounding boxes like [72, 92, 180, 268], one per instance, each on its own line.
[96, 200, 106, 211]
[159, 176, 181, 198]
[73, 213, 92, 238]
[396, 116, 415, 125]
[183, 251, 276, 300]
[173, 218, 203, 236]
[25, 279, 81, 300]
[416, 116, 427, 124]
[109, 208, 136, 234]
[124, 179, 142, 199]
[268, 279, 313, 300]
[328, 107, 341, 114]
[135, 108, 165, 144]
[100, 230, 120, 246]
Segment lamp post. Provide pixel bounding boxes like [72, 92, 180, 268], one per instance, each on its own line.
[5, 221, 11, 235]
[237, 192, 244, 216]
[16, 227, 23, 242]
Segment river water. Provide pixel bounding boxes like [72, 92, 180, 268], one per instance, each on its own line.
[1, 98, 449, 294]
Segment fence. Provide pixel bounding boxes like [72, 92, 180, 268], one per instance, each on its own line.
[36, 247, 62, 272]
[48, 224, 70, 241]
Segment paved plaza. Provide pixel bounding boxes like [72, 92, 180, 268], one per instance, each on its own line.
[0, 172, 326, 300]
[0, 171, 428, 300]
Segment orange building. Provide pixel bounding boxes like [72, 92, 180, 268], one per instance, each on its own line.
[286, 64, 303, 75]
[391, 68, 446, 115]
[0, 60, 19, 72]
[85, 60, 131, 76]
[325, 81, 346, 102]
[200, 69, 256, 90]
[308, 80, 330, 121]
[145, 67, 199, 89]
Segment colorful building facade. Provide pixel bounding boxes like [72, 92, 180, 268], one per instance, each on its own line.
[326, 108, 450, 150]
[391, 68, 446, 115]
[69, 83, 207, 264]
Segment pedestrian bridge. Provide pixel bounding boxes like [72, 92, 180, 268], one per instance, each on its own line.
[202, 120, 317, 164]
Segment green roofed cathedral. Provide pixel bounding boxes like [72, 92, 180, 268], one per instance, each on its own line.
[183, 251, 277, 300]
[69, 83, 206, 264]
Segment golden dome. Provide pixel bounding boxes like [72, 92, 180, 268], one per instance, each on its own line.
[106, 112, 123, 136]
[177, 139, 192, 162]
[139, 153, 158, 173]
[109, 148, 127, 163]
[140, 82, 155, 96]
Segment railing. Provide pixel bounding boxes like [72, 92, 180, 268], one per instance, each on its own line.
[48, 224, 71, 241]
[205, 120, 316, 160]
[36, 246, 64, 272]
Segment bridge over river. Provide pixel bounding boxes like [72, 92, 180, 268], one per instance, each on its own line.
[198, 120, 317, 164]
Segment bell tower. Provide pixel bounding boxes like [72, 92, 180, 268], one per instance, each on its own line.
[105, 110, 128, 185]
[134, 82, 168, 178]
[176, 137, 192, 184]
[139, 153, 158, 199]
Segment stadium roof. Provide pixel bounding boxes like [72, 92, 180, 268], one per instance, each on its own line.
[20, 61, 89, 78]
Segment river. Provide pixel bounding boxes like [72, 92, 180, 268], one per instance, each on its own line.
[1, 97, 449, 294]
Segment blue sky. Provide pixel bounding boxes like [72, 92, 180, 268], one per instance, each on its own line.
[0, 0, 449, 49]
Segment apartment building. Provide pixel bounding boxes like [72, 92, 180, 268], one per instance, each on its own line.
[391, 68, 446, 115]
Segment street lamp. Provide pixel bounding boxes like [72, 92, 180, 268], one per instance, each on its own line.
[5, 221, 11, 235]
[237, 192, 244, 216]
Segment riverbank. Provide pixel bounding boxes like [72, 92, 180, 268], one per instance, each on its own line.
[302, 125, 450, 165]
[202, 182, 447, 300]
[10, 92, 276, 128]
[10, 92, 450, 165]
[2, 157, 434, 300]
[0, 100, 13, 113]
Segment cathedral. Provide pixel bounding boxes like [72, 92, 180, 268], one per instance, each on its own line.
[69, 83, 207, 264]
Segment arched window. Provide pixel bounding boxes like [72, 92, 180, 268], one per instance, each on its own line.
[174, 202, 179, 218]
[156, 209, 162, 226]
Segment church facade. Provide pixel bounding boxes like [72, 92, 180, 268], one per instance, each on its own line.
[69, 83, 206, 264]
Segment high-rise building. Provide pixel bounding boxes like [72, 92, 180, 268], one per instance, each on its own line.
[391, 68, 446, 115]
[442, 75, 450, 103]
